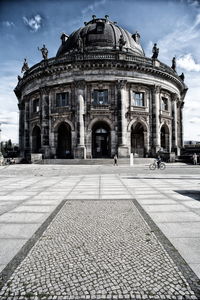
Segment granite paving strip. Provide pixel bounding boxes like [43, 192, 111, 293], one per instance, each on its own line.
[0, 198, 199, 300]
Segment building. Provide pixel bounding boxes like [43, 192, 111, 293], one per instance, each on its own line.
[15, 16, 187, 160]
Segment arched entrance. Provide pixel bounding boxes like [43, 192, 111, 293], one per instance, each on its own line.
[160, 124, 169, 151]
[92, 122, 111, 158]
[32, 126, 41, 153]
[56, 122, 72, 158]
[131, 123, 145, 157]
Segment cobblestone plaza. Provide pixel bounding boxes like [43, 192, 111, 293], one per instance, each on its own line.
[0, 164, 200, 299]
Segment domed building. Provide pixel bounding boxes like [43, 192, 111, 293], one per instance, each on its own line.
[15, 16, 187, 160]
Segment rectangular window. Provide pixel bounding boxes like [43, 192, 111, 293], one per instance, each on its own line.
[33, 99, 39, 113]
[161, 97, 168, 111]
[56, 92, 69, 107]
[133, 92, 144, 106]
[93, 90, 108, 105]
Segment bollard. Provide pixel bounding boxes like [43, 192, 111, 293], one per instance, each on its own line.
[130, 153, 134, 166]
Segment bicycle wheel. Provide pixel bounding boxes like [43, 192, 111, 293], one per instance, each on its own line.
[149, 163, 156, 170]
[160, 163, 166, 170]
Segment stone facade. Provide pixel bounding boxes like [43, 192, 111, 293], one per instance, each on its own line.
[15, 16, 187, 159]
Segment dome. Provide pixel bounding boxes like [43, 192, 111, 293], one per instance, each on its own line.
[56, 16, 145, 57]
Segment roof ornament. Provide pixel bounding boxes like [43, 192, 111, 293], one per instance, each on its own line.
[171, 56, 176, 72]
[105, 15, 109, 21]
[92, 15, 96, 22]
[60, 33, 69, 44]
[152, 43, 159, 59]
[17, 75, 22, 81]
[21, 58, 29, 73]
[132, 31, 140, 44]
[119, 34, 126, 51]
[38, 44, 48, 60]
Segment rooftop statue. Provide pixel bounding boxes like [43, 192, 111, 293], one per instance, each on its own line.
[77, 36, 84, 53]
[21, 58, 29, 73]
[171, 56, 176, 71]
[152, 43, 159, 59]
[38, 44, 48, 60]
[132, 31, 140, 44]
[179, 72, 185, 81]
[119, 34, 126, 51]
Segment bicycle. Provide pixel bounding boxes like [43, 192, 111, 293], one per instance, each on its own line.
[149, 160, 166, 170]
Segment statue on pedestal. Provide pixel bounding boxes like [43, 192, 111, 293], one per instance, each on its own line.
[132, 31, 140, 44]
[171, 56, 176, 71]
[179, 72, 185, 81]
[38, 44, 48, 60]
[21, 58, 29, 73]
[152, 43, 159, 59]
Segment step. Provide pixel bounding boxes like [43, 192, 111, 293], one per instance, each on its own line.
[39, 158, 154, 165]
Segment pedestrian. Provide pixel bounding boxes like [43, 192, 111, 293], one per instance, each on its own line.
[113, 154, 118, 166]
[193, 153, 197, 165]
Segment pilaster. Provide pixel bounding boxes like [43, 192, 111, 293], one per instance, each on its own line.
[116, 80, 129, 157]
[172, 93, 179, 155]
[74, 80, 86, 159]
[152, 85, 161, 155]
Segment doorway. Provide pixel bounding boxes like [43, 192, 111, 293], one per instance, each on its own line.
[92, 123, 110, 158]
[56, 123, 72, 158]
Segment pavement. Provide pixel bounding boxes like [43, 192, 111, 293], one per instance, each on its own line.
[0, 163, 199, 299]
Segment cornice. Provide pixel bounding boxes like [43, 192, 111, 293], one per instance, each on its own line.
[15, 52, 187, 95]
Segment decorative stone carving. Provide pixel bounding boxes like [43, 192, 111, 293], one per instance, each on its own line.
[118, 34, 126, 51]
[116, 80, 127, 90]
[154, 85, 161, 94]
[74, 80, 86, 90]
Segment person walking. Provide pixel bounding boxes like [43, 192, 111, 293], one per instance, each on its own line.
[113, 154, 118, 166]
[193, 153, 197, 165]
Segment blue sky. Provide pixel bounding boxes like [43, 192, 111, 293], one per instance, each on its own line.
[0, 0, 200, 143]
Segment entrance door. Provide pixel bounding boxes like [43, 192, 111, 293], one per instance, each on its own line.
[56, 123, 72, 158]
[92, 124, 110, 158]
[131, 123, 144, 157]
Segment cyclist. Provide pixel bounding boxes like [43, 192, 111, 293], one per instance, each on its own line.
[156, 156, 162, 169]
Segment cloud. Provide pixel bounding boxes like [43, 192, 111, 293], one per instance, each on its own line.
[2, 21, 15, 27]
[23, 14, 42, 32]
[187, 0, 200, 8]
[81, 0, 106, 16]
[177, 53, 200, 71]
[0, 111, 19, 143]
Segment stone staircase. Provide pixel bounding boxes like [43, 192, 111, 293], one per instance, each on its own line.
[39, 158, 154, 165]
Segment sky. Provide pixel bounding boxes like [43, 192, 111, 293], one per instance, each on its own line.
[0, 0, 200, 143]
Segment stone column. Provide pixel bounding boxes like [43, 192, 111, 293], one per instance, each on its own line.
[172, 93, 179, 155]
[152, 85, 161, 154]
[18, 102, 25, 157]
[75, 80, 86, 159]
[24, 100, 30, 154]
[117, 80, 129, 158]
[40, 87, 50, 158]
